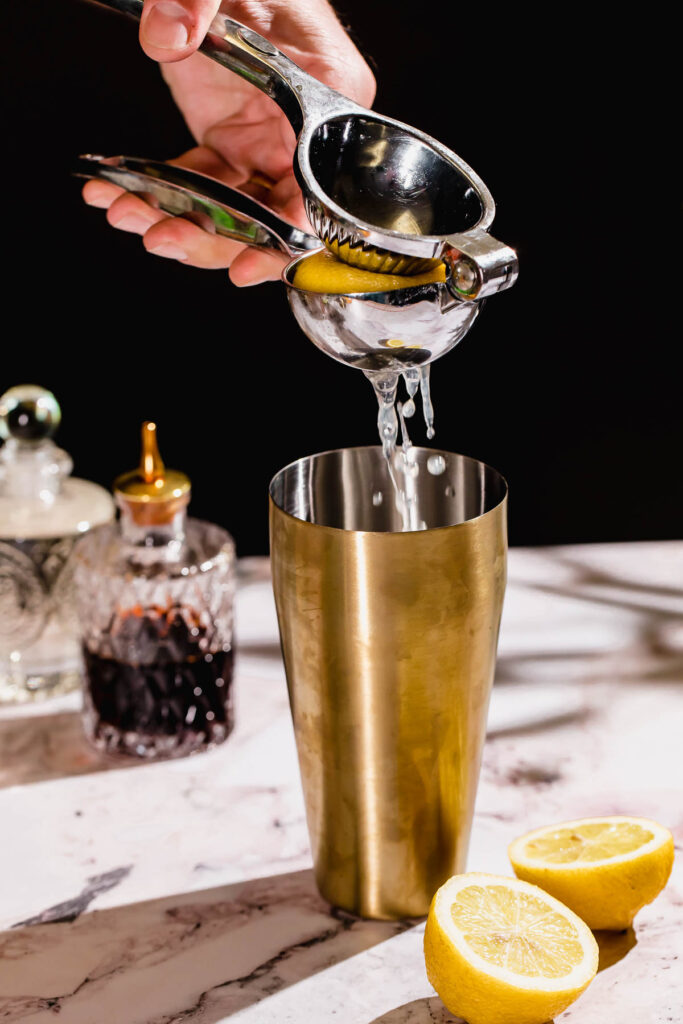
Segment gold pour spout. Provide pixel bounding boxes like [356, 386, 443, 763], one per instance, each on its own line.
[141, 421, 165, 485]
[114, 422, 190, 526]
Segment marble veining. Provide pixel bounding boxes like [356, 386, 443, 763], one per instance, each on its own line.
[12, 866, 133, 928]
[0, 542, 681, 1023]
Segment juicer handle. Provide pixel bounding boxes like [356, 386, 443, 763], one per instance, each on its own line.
[443, 230, 519, 301]
[74, 155, 320, 257]
[88, 0, 349, 135]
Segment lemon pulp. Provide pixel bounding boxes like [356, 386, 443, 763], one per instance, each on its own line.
[451, 884, 584, 978]
[291, 248, 446, 294]
[523, 821, 654, 863]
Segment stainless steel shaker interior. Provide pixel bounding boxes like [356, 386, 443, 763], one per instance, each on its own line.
[270, 446, 508, 533]
[76, 155, 482, 373]
[88, 0, 518, 297]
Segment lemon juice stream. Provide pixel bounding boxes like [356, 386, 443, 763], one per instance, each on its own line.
[292, 249, 446, 531]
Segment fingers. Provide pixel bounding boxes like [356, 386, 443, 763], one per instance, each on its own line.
[142, 216, 246, 269]
[228, 249, 289, 287]
[139, 0, 220, 63]
[82, 179, 125, 209]
[140, 215, 286, 281]
[82, 178, 286, 280]
[107, 193, 167, 235]
[141, 217, 287, 282]
[83, 184, 167, 233]
[81, 142, 294, 283]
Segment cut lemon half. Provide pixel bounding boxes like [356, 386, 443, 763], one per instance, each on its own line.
[509, 816, 675, 930]
[424, 873, 598, 1024]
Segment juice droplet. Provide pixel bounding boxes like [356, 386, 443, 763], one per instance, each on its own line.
[445, 485, 455, 497]
[367, 372, 399, 462]
[372, 491, 383, 506]
[402, 367, 420, 399]
[397, 402, 413, 453]
[420, 365, 435, 440]
[427, 454, 446, 475]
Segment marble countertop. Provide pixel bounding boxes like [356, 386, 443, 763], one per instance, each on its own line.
[0, 542, 681, 1023]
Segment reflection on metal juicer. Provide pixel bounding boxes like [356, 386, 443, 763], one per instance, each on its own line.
[75, 156, 484, 373]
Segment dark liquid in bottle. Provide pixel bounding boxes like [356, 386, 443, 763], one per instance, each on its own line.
[82, 605, 234, 758]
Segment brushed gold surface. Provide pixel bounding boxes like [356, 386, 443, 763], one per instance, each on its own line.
[270, 492, 507, 919]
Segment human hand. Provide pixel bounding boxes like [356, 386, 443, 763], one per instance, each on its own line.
[82, 0, 376, 285]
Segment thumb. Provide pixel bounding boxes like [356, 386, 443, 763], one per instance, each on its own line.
[139, 0, 220, 62]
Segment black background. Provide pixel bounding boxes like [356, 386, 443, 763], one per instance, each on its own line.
[3, 3, 678, 555]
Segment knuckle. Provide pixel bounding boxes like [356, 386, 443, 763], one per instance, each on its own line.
[145, 217, 186, 242]
[106, 194, 139, 218]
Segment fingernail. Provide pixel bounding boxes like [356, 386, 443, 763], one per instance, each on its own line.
[141, 1, 192, 50]
[111, 214, 152, 233]
[148, 243, 188, 260]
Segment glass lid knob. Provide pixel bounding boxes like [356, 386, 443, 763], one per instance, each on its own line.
[0, 385, 61, 443]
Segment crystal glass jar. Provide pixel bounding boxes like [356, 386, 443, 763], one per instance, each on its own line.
[0, 385, 114, 703]
[69, 422, 235, 758]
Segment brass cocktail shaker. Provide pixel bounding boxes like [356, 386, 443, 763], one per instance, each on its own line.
[269, 447, 507, 919]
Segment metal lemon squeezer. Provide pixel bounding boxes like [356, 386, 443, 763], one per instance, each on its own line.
[78, 0, 518, 374]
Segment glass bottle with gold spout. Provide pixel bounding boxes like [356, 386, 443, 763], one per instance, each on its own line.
[69, 422, 235, 758]
[0, 385, 115, 703]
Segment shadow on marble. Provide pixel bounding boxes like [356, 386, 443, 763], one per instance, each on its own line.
[368, 930, 638, 1024]
[0, 868, 410, 1023]
[523, 554, 683, 684]
[553, 553, 683, 605]
[495, 552, 683, 690]
[370, 998, 553, 1024]
[595, 927, 637, 973]
[486, 701, 591, 739]
[494, 649, 604, 686]
[237, 641, 283, 661]
[0, 709, 157, 789]
[369, 996, 462, 1022]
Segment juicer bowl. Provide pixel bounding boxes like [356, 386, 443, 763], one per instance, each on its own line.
[284, 258, 481, 372]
